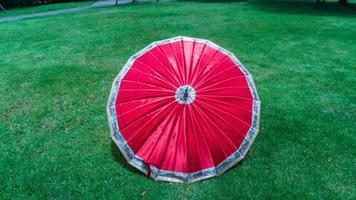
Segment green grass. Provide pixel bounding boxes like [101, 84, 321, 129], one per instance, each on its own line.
[0, 1, 355, 199]
[0, 1, 94, 18]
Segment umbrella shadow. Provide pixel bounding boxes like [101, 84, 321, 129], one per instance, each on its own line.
[110, 141, 142, 175]
[111, 141, 254, 182]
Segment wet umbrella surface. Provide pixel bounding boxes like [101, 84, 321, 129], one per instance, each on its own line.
[107, 36, 260, 183]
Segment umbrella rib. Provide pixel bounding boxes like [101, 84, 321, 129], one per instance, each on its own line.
[122, 104, 177, 157]
[147, 51, 181, 86]
[183, 106, 189, 173]
[116, 96, 172, 118]
[187, 106, 208, 173]
[169, 42, 185, 85]
[121, 79, 173, 91]
[191, 47, 219, 86]
[181, 39, 187, 84]
[198, 86, 251, 93]
[157, 104, 182, 169]
[118, 89, 173, 93]
[196, 75, 247, 91]
[125, 103, 178, 168]
[136, 59, 178, 89]
[195, 99, 250, 143]
[189, 41, 207, 84]
[137, 103, 180, 166]
[198, 94, 253, 101]
[193, 55, 230, 88]
[156, 45, 183, 85]
[193, 102, 238, 150]
[186, 41, 195, 85]
[194, 64, 236, 89]
[118, 100, 176, 135]
[197, 96, 253, 114]
[164, 105, 183, 173]
[129, 68, 177, 89]
[115, 95, 173, 106]
[191, 103, 233, 166]
[173, 106, 186, 172]
[196, 99, 254, 128]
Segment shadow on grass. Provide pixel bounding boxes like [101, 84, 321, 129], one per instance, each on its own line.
[110, 141, 143, 175]
[179, 0, 245, 2]
[180, 0, 356, 17]
[250, 1, 356, 17]
[111, 141, 250, 182]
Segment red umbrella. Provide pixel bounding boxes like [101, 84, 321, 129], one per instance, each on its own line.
[107, 36, 260, 183]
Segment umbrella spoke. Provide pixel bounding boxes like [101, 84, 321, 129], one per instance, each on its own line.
[198, 86, 250, 94]
[118, 100, 176, 134]
[148, 51, 181, 86]
[185, 41, 195, 85]
[157, 105, 183, 168]
[194, 64, 235, 89]
[121, 79, 173, 91]
[137, 103, 180, 164]
[191, 103, 236, 165]
[136, 59, 178, 88]
[193, 55, 230, 88]
[156, 45, 184, 85]
[198, 96, 253, 114]
[181, 39, 187, 84]
[116, 96, 173, 118]
[188, 105, 216, 170]
[196, 75, 247, 91]
[169, 42, 185, 84]
[196, 99, 253, 128]
[198, 94, 253, 101]
[188, 41, 207, 84]
[129, 68, 177, 89]
[118, 89, 173, 93]
[191, 46, 218, 86]
[115, 95, 173, 106]
[193, 102, 239, 148]
[195, 99, 251, 142]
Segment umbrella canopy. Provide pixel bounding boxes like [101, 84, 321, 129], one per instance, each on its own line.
[107, 36, 260, 183]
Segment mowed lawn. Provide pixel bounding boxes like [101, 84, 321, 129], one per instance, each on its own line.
[0, 1, 94, 18]
[0, 1, 355, 199]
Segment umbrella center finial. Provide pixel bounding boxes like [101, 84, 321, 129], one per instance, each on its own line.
[175, 85, 196, 105]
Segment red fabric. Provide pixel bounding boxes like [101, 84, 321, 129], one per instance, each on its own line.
[115, 40, 253, 173]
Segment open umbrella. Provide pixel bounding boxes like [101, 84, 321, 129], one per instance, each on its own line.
[107, 36, 260, 183]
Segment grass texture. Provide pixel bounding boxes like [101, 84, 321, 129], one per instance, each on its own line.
[0, 1, 94, 18]
[0, 1, 355, 199]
